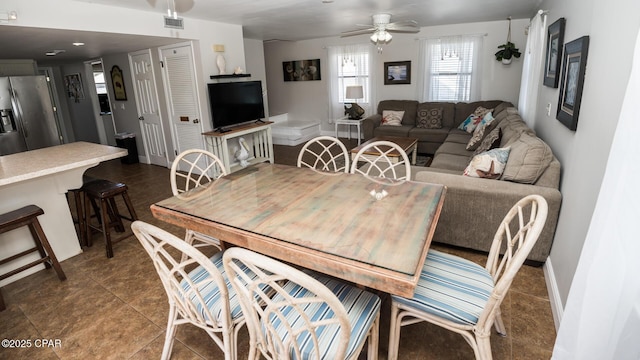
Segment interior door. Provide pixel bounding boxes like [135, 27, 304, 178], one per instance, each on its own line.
[129, 49, 168, 166]
[159, 43, 204, 162]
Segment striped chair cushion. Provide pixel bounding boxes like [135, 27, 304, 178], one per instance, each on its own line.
[180, 251, 245, 322]
[267, 274, 381, 360]
[391, 249, 494, 326]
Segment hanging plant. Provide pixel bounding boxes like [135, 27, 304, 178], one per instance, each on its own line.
[495, 17, 521, 64]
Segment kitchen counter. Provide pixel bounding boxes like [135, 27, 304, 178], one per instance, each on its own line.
[0, 142, 126, 285]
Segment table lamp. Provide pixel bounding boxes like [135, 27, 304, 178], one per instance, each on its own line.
[345, 85, 365, 119]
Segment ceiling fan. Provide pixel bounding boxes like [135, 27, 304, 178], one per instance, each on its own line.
[341, 13, 420, 45]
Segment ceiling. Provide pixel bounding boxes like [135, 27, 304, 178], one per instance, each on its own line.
[0, 0, 541, 64]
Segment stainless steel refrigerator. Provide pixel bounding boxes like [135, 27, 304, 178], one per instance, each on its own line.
[0, 75, 61, 155]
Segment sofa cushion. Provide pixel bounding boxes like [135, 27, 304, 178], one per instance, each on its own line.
[430, 153, 472, 171]
[374, 124, 412, 138]
[474, 127, 502, 155]
[416, 106, 443, 129]
[381, 110, 404, 126]
[463, 147, 511, 179]
[502, 132, 554, 184]
[499, 113, 535, 146]
[408, 127, 450, 144]
[445, 129, 473, 144]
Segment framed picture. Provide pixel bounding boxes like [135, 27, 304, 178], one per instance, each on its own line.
[282, 59, 321, 81]
[384, 61, 411, 85]
[64, 73, 85, 102]
[544, 18, 566, 88]
[110, 65, 127, 101]
[557, 36, 590, 131]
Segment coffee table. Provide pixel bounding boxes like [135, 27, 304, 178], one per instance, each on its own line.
[350, 136, 418, 165]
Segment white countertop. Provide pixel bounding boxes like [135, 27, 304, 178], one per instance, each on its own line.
[0, 142, 127, 187]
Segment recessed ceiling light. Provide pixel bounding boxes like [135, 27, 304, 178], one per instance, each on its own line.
[45, 50, 66, 56]
[322, 0, 334, 3]
[72, 42, 85, 46]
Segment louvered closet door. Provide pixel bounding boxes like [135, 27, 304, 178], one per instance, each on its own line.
[160, 43, 204, 163]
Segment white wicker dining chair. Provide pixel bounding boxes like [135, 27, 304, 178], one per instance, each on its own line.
[131, 221, 245, 360]
[297, 136, 350, 173]
[387, 195, 548, 360]
[349, 140, 411, 180]
[170, 149, 227, 252]
[222, 247, 381, 360]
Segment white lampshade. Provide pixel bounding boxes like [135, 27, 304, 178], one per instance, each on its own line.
[370, 30, 392, 43]
[345, 85, 364, 100]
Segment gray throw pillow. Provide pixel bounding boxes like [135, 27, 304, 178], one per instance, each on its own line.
[416, 107, 443, 129]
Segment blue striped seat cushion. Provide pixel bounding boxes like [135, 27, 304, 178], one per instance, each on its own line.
[267, 274, 381, 360]
[179, 251, 245, 322]
[391, 249, 494, 326]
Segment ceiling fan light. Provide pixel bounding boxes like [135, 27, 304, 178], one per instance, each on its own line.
[370, 33, 378, 42]
[383, 31, 392, 42]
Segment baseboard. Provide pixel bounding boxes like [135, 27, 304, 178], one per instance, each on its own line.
[543, 256, 564, 331]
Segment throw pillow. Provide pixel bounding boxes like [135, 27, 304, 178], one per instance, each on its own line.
[501, 132, 554, 184]
[416, 107, 443, 129]
[466, 112, 496, 150]
[458, 106, 494, 133]
[381, 110, 404, 126]
[463, 147, 511, 179]
[474, 128, 502, 155]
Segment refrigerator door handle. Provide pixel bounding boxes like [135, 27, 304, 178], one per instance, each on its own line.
[10, 87, 27, 138]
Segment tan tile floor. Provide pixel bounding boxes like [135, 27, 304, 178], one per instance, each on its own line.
[0, 141, 556, 359]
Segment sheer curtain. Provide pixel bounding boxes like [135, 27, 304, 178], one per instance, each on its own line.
[518, 11, 547, 127]
[552, 29, 640, 360]
[327, 44, 376, 122]
[417, 35, 483, 102]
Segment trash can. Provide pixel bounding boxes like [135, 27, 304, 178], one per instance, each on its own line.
[114, 132, 139, 164]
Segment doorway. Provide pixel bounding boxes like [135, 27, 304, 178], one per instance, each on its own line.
[86, 60, 116, 146]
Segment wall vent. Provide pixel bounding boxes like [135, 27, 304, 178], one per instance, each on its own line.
[164, 16, 184, 29]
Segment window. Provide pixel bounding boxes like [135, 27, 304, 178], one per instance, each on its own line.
[417, 35, 483, 102]
[327, 44, 376, 120]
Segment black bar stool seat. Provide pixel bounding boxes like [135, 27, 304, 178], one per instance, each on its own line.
[0, 205, 66, 311]
[83, 179, 138, 258]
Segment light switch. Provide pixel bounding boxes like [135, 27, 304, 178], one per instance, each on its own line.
[546, 103, 552, 116]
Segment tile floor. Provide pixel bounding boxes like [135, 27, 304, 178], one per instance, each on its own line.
[0, 141, 556, 359]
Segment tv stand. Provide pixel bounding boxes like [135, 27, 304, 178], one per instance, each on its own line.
[215, 127, 232, 133]
[255, 119, 266, 124]
[203, 121, 274, 173]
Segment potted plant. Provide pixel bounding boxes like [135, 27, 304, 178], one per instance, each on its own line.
[495, 41, 521, 64]
[495, 17, 521, 65]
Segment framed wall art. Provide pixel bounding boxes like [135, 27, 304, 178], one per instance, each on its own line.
[64, 73, 85, 102]
[110, 65, 128, 101]
[282, 59, 321, 81]
[557, 36, 589, 131]
[544, 18, 566, 88]
[384, 61, 411, 85]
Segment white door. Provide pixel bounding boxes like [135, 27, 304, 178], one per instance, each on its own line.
[159, 43, 204, 161]
[129, 49, 168, 167]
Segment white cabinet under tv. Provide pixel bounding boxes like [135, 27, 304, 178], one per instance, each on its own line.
[203, 121, 274, 173]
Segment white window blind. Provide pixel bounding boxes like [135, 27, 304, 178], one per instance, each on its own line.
[327, 44, 376, 121]
[417, 35, 483, 102]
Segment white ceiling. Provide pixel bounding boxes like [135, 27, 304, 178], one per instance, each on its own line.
[0, 0, 541, 63]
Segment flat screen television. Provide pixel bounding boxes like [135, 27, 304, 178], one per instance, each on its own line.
[207, 81, 265, 131]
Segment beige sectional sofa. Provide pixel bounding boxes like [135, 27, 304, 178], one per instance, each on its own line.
[362, 100, 562, 264]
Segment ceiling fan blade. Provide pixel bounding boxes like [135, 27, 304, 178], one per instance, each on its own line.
[388, 20, 418, 28]
[387, 27, 421, 33]
[341, 28, 375, 37]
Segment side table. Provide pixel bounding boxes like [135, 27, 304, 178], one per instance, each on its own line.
[334, 117, 365, 145]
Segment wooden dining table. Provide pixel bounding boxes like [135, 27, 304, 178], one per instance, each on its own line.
[151, 162, 446, 297]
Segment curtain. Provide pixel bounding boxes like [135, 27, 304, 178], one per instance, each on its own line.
[417, 35, 483, 102]
[326, 44, 376, 122]
[518, 12, 547, 127]
[552, 30, 640, 359]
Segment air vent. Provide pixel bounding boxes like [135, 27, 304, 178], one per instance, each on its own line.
[164, 16, 184, 29]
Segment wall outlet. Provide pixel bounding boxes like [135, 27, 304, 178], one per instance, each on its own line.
[546, 103, 552, 116]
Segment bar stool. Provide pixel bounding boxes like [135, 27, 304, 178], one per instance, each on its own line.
[0, 205, 66, 311]
[67, 175, 100, 247]
[83, 179, 138, 258]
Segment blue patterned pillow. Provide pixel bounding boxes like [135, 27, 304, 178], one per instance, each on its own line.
[463, 147, 511, 179]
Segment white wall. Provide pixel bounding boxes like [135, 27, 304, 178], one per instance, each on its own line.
[243, 38, 270, 118]
[535, 0, 640, 311]
[264, 19, 528, 132]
